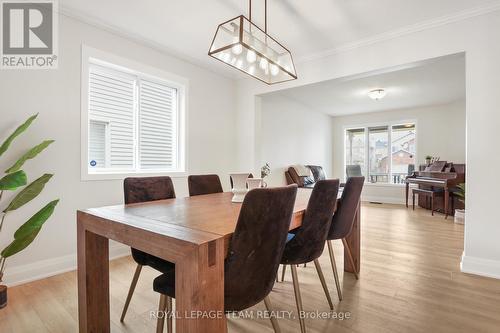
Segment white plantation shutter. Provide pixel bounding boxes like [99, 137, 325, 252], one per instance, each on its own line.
[86, 59, 183, 175]
[88, 64, 136, 170]
[139, 80, 177, 170]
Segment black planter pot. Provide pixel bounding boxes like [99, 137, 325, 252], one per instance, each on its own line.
[0, 285, 7, 309]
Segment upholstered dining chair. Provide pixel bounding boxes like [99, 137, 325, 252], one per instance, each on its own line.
[326, 176, 364, 301]
[187, 174, 223, 196]
[346, 165, 363, 178]
[279, 179, 340, 333]
[120, 177, 176, 322]
[152, 185, 298, 333]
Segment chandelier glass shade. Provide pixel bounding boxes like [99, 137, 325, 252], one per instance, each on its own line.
[208, 15, 297, 85]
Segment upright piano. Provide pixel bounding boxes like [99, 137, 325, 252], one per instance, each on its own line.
[405, 162, 465, 218]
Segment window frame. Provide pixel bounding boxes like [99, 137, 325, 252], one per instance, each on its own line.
[343, 119, 418, 186]
[81, 45, 188, 181]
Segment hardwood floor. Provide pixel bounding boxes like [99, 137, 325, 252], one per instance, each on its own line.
[1, 203, 500, 333]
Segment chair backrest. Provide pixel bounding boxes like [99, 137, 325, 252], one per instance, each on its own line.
[281, 179, 340, 265]
[124, 177, 176, 204]
[328, 176, 364, 240]
[307, 165, 326, 182]
[346, 165, 362, 178]
[286, 167, 302, 186]
[229, 173, 253, 189]
[287, 166, 315, 187]
[187, 174, 223, 196]
[224, 185, 298, 312]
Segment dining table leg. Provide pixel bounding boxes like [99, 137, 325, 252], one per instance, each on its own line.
[344, 202, 361, 274]
[77, 220, 110, 333]
[175, 239, 227, 333]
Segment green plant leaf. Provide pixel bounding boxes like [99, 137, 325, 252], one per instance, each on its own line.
[0, 170, 27, 190]
[1, 199, 59, 258]
[5, 140, 54, 173]
[3, 174, 53, 212]
[14, 199, 59, 239]
[0, 114, 38, 158]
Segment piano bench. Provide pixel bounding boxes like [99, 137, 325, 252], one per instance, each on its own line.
[412, 189, 442, 216]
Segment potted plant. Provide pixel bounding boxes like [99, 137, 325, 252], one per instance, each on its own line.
[425, 155, 433, 166]
[0, 114, 59, 309]
[260, 162, 271, 187]
[454, 183, 465, 224]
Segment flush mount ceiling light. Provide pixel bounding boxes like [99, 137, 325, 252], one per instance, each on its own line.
[208, 0, 297, 85]
[368, 89, 387, 100]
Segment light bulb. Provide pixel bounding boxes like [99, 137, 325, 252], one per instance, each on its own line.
[259, 57, 269, 71]
[246, 49, 256, 63]
[236, 59, 243, 69]
[270, 64, 279, 76]
[220, 52, 231, 63]
[232, 43, 242, 55]
[248, 65, 256, 75]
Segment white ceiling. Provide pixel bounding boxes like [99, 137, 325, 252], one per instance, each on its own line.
[263, 54, 465, 116]
[61, 0, 497, 78]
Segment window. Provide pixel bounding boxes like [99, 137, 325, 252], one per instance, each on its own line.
[344, 122, 416, 184]
[345, 128, 366, 174]
[391, 124, 416, 183]
[368, 126, 389, 183]
[82, 48, 186, 180]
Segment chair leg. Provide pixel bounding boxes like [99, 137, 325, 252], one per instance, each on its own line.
[327, 240, 343, 301]
[431, 194, 434, 216]
[281, 265, 287, 282]
[120, 264, 143, 322]
[412, 192, 415, 210]
[156, 294, 167, 333]
[290, 265, 306, 333]
[166, 296, 173, 333]
[342, 238, 359, 280]
[263, 296, 281, 333]
[313, 259, 334, 310]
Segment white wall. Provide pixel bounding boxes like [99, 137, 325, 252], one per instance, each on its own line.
[258, 94, 333, 186]
[331, 102, 466, 203]
[235, 10, 500, 279]
[0, 14, 237, 285]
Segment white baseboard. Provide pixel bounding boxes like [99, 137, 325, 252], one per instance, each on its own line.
[3, 243, 130, 287]
[361, 195, 406, 205]
[460, 253, 500, 280]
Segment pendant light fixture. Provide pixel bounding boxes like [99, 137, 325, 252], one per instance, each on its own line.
[208, 0, 297, 85]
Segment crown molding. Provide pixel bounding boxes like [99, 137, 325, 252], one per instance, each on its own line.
[57, 5, 239, 81]
[296, 1, 500, 64]
[58, 2, 500, 77]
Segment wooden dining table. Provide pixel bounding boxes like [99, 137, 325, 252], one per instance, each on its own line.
[77, 188, 361, 333]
